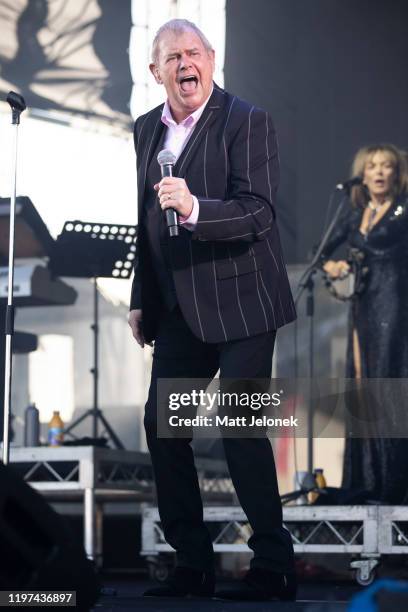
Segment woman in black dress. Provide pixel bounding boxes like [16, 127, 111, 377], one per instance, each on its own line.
[322, 143, 408, 503]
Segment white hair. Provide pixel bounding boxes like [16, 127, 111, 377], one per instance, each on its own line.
[151, 19, 213, 64]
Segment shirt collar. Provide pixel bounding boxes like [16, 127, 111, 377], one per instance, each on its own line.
[161, 85, 214, 128]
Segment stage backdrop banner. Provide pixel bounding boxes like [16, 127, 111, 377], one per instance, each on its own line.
[0, 0, 133, 129]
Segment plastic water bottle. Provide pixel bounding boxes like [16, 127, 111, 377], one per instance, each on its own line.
[24, 403, 40, 447]
[48, 411, 64, 447]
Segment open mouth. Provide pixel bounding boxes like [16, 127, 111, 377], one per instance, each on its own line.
[179, 75, 198, 93]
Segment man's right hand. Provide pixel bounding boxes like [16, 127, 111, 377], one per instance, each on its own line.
[128, 309, 151, 347]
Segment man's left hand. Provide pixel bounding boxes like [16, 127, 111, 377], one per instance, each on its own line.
[154, 177, 193, 218]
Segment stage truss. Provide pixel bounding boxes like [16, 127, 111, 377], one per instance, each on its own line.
[9, 446, 234, 566]
[141, 504, 408, 585]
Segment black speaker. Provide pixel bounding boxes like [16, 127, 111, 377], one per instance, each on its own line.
[0, 463, 99, 610]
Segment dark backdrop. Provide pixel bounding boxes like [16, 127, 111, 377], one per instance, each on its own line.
[225, 0, 408, 262]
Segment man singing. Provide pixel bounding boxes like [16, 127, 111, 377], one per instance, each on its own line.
[128, 19, 297, 601]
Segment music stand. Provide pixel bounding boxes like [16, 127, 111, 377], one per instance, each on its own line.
[49, 220, 137, 449]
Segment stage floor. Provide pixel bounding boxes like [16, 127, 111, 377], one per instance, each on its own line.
[92, 578, 357, 611]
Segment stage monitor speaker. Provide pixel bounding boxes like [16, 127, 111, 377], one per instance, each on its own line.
[0, 463, 99, 609]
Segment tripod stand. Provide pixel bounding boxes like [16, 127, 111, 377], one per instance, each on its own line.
[63, 277, 124, 448]
[50, 220, 137, 449]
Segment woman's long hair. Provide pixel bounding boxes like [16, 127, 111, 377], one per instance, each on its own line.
[350, 143, 408, 208]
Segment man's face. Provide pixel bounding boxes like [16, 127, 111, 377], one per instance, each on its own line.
[150, 29, 215, 123]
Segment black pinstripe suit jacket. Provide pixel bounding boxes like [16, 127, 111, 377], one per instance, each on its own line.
[130, 84, 296, 343]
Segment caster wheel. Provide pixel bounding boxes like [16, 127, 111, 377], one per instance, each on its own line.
[355, 567, 375, 586]
[155, 563, 169, 582]
[148, 562, 169, 582]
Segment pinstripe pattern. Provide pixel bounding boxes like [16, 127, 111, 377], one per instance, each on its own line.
[196, 207, 264, 225]
[212, 244, 228, 341]
[265, 112, 272, 203]
[259, 270, 277, 328]
[215, 226, 271, 241]
[266, 237, 280, 273]
[223, 97, 236, 132]
[203, 132, 209, 197]
[189, 241, 205, 341]
[179, 112, 214, 173]
[234, 261, 250, 337]
[266, 236, 288, 325]
[264, 113, 275, 228]
[223, 96, 236, 196]
[131, 86, 296, 343]
[247, 106, 254, 193]
[250, 247, 268, 327]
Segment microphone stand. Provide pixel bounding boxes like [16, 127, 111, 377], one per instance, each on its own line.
[296, 192, 349, 303]
[281, 189, 349, 504]
[2, 92, 26, 465]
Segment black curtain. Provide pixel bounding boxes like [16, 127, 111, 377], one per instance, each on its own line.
[225, 0, 408, 262]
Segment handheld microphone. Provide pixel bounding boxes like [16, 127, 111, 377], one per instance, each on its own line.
[157, 149, 179, 237]
[335, 176, 363, 191]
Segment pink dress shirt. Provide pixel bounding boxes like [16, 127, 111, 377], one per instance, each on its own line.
[160, 89, 213, 230]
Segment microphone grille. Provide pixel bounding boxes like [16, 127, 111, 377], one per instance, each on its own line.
[157, 149, 176, 166]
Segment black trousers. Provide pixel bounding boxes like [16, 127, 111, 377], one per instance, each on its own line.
[144, 306, 294, 573]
